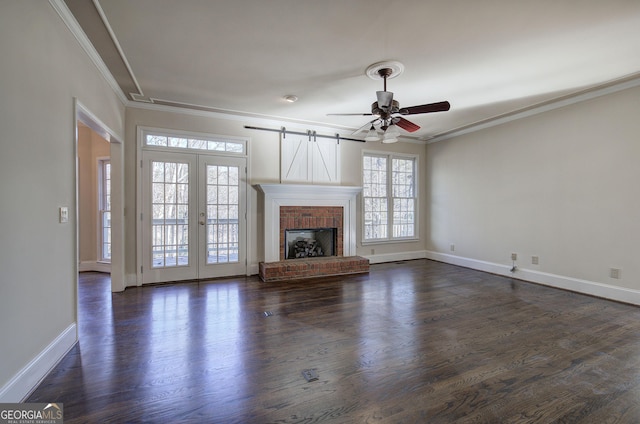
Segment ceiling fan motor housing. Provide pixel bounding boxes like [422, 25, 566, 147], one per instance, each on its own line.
[372, 100, 399, 118]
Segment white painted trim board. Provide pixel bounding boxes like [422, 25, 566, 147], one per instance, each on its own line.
[0, 324, 77, 402]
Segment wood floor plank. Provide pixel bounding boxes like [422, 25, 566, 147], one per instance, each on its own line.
[27, 260, 640, 423]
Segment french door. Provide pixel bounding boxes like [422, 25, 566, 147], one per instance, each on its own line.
[141, 151, 246, 283]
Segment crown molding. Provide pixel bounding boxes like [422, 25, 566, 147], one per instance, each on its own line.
[428, 73, 640, 144]
[127, 98, 364, 137]
[92, 0, 145, 99]
[48, 0, 128, 105]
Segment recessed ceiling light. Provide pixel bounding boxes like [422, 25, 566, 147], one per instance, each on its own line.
[283, 95, 298, 103]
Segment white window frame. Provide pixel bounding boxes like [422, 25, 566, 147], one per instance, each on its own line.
[141, 126, 247, 156]
[362, 150, 419, 244]
[98, 157, 111, 262]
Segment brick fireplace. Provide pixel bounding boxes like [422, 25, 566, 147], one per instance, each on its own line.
[256, 184, 369, 281]
[280, 206, 343, 260]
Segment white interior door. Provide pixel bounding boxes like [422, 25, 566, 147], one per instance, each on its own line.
[198, 155, 246, 279]
[141, 151, 246, 284]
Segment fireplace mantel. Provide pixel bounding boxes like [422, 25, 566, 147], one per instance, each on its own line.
[256, 184, 362, 263]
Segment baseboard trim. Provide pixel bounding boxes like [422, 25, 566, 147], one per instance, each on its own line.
[125, 273, 139, 287]
[130, 251, 639, 305]
[364, 250, 428, 264]
[248, 263, 260, 276]
[79, 261, 111, 273]
[0, 323, 77, 402]
[425, 251, 640, 306]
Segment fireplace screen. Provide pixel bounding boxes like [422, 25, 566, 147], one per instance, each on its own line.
[285, 228, 337, 259]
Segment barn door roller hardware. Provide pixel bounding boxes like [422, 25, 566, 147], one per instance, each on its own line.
[244, 125, 365, 143]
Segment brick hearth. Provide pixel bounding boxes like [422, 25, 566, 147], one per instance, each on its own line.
[259, 256, 370, 282]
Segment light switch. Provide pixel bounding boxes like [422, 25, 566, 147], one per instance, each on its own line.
[59, 206, 69, 223]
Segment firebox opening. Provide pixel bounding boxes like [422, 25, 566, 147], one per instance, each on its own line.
[285, 228, 337, 259]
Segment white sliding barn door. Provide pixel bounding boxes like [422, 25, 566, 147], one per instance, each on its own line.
[281, 135, 340, 183]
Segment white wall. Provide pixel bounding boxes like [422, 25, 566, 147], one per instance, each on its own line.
[0, 1, 125, 400]
[427, 84, 640, 302]
[123, 107, 428, 283]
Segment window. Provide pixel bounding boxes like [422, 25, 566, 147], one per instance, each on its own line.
[145, 133, 244, 154]
[362, 153, 417, 242]
[99, 159, 111, 262]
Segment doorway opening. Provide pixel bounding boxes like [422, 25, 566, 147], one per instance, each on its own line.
[77, 121, 111, 273]
[75, 100, 124, 293]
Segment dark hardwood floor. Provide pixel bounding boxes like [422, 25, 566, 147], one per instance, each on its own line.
[28, 260, 640, 423]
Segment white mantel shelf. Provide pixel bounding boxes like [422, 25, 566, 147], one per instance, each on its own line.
[256, 183, 362, 197]
[256, 184, 362, 263]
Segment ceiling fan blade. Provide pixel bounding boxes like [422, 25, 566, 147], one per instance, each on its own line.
[376, 91, 394, 109]
[327, 113, 375, 116]
[393, 117, 421, 133]
[399, 101, 450, 115]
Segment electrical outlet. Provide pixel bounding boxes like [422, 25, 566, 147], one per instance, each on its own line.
[511, 253, 517, 261]
[610, 268, 621, 279]
[370, 248, 375, 255]
[532, 256, 539, 265]
[450, 244, 455, 252]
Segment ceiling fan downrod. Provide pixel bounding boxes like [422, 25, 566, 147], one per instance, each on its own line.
[378, 68, 393, 91]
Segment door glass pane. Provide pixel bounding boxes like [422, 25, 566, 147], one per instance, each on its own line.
[151, 160, 189, 268]
[206, 164, 239, 264]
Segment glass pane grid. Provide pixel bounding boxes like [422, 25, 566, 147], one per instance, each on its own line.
[101, 211, 111, 260]
[393, 198, 415, 238]
[151, 161, 189, 268]
[100, 160, 111, 261]
[206, 165, 240, 264]
[146, 134, 244, 154]
[363, 155, 417, 241]
[363, 156, 388, 240]
[364, 197, 388, 240]
[392, 171, 414, 198]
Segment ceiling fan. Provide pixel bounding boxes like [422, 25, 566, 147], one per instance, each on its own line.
[328, 62, 450, 143]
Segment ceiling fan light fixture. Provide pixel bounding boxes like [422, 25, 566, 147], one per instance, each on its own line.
[381, 123, 400, 143]
[382, 134, 398, 143]
[364, 125, 380, 142]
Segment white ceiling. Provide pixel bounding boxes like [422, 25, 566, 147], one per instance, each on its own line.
[68, 0, 640, 141]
